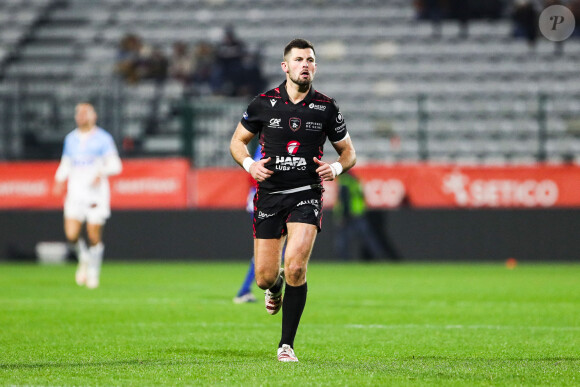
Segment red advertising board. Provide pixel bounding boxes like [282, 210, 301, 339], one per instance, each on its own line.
[109, 158, 189, 209]
[2, 160, 580, 209]
[0, 161, 61, 209]
[0, 158, 190, 209]
[188, 168, 250, 209]
[352, 163, 580, 208]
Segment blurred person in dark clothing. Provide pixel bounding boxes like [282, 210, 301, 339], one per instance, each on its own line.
[215, 25, 247, 96]
[449, 0, 470, 38]
[143, 46, 169, 83]
[572, 0, 580, 37]
[238, 49, 268, 97]
[512, 0, 539, 50]
[334, 171, 400, 261]
[169, 41, 195, 85]
[415, 0, 443, 38]
[190, 41, 218, 96]
[115, 33, 143, 84]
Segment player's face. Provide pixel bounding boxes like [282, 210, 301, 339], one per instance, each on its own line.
[282, 48, 316, 87]
[75, 104, 97, 129]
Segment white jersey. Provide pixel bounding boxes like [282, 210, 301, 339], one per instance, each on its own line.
[55, 126, 122, 213]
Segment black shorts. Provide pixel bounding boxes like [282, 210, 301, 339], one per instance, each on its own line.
[253, 187, 323, 239]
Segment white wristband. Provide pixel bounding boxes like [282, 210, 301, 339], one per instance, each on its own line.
[242, 157, 254, 173]
[330, 162, 343, 178]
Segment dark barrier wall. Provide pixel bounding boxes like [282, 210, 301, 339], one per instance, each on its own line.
[1, 209, 578, 262]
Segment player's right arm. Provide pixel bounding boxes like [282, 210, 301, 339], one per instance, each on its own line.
[230, 123, 272, 182]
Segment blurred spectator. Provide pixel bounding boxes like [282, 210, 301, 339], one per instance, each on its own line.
[414, 0, 471, 38]
[511, 0, 539, 50]
[333, 171, 400, 261]
[137, 46, 169, 134]
[169, 41, 195, 84]
[142, 46, 169, 83]
[115, 33, 143, 84]
[190, 41, 217, 96]
[448, 0, 470, 38]
[237, 48, 267, 97]
[572, 0, 580, 37]
[115, 34, 168, 85]
[115, 28, 266, 98]
[214, 25, 247, 96]
[414, 0, 443, 38]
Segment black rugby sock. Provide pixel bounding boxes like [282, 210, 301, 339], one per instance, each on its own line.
[279, 282, 308, 349]
[269, 272, 284, 294]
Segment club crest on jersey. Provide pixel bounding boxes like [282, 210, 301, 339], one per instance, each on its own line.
[286, 141, 300, 155]
[289, 117, 301, 132]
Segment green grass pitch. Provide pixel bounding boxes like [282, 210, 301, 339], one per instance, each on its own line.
[1, 262, 578, 386]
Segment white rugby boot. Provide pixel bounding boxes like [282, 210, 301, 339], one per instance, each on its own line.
[277, 344, 298, 362]
[86, 243, 104, 289]
[74, 239, 90, 286]
[233, 292, 257, 304]
[264, 268, 284, 315]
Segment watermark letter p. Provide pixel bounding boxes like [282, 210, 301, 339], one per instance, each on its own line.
[550, 15, 565, 30]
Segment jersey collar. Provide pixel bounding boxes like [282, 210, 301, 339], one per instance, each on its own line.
[278, 81, 315, 106]
[75, 126, 98, 139]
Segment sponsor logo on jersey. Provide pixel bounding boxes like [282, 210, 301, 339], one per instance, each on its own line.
[336, 111, 344, 123]
[243, 111, 248, 120]
[297, 199, 319, 207]
[277, 141, 306, 170]
[257, 210, 276, 219]
[334, 122, 346, 133]
[274, 156, 307, 171]
[309, 103, 327, 111]
[270, 98, 277, 107]
[286, 141, 300, 155]
[289, 117, 301, 131]
[306, 121, 322, 131]
[268, 118, 282, 129]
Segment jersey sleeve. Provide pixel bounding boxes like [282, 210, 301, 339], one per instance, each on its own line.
[326, 99, 348, 143]
[240, 97, 263, 134]
[61, 135, 72, 157]
[101, 131, 119, 156]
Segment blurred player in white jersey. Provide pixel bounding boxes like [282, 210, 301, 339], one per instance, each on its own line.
[53, 103, 122, 289]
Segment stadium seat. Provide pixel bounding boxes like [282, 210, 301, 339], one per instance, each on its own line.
[1, 0, 579, 163]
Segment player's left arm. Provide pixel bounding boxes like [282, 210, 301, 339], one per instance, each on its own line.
[92, 135, 123, 186]
[101, 133, 123, 177]
[91, 153, 122, 187]
[314, 135, 356, 181]
[100, 153, 123, 177]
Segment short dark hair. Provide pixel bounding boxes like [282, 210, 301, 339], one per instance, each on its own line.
[283, 38, 315, 60]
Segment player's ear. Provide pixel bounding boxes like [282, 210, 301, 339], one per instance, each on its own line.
[281, 61, 288, 73]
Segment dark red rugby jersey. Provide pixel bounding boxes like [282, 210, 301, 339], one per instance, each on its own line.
[240, 81, 348, 191]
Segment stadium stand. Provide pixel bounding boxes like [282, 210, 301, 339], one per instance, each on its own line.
[0, 0, 579, 165]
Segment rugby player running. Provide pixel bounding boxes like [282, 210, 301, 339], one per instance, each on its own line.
[53, 103, 122, 289]
[230, 38, 356, 362]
